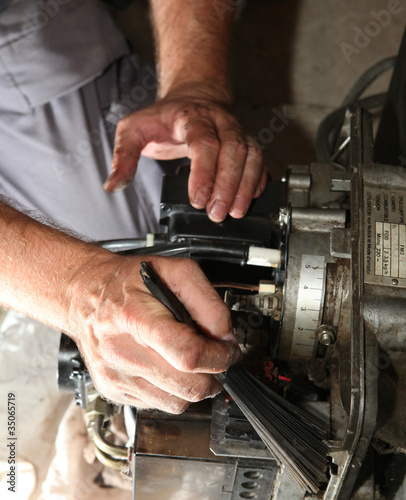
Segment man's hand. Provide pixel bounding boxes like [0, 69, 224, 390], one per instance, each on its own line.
[103, 0, 267, 222]
[67, 254, 241, 413]
[103, 88, 267, 223]
[0, 203, 240, 413]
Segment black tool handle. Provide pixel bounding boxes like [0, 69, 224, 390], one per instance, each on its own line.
[139, 261, 193, 326]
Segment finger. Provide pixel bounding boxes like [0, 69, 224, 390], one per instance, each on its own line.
[103, 118, 145, 192]
[254, 169, 268, 198]
[99, 375, 192, 414]
[109, 262, 240, 373]
[205, 124, 249, 222]
[138, 315, 240, 374]
[140, 140, 189, 159]
[150, 258, 236, 344]
[174, 117, 220, 210]
[118, 377, 194, 414]
[229, 143, 266, 218]
[103, 392, 151, 409]
[99, 332, 223, 402]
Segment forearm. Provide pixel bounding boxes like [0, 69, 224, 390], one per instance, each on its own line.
[149, 0, 233, 104]
[0, 201, 110, 333]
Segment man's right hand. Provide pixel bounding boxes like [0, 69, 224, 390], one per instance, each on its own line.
[66, 254, 241, 413]
[0, 202, 240, 413]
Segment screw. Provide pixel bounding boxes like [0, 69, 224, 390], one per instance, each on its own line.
[316, 324, 336, 346]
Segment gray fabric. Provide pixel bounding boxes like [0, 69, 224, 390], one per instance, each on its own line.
[0, 0, 165, 241]
[0, 0, 13, 13]
[0, 0, 130, 111]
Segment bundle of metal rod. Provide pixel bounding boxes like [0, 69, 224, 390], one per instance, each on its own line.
[216, 364, 329, 493]
[139, 261, 329, 494]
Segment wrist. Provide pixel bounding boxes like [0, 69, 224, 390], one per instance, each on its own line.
[63, 246, 122, 338]
[158, 81, 232, 108]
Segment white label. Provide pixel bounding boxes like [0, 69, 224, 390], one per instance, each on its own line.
[291, 255, 325, 358]
[364, 188, 406, 286]
[383, 222, 391, 277]
[400, 225, 406, 279]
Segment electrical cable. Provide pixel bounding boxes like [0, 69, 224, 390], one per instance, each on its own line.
[340, 56, 396, 109]
[316, 57, 396, 162]
[100, 239, 148, 252]
[121, 239, 251, 265]
[212, 282, 260, 291]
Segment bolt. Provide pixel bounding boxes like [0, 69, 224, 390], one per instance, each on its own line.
[279, 207, 289, 227]
[392, 278, 399, 286]
[316, 324, 336, 346]
[320, 332, 334, 345]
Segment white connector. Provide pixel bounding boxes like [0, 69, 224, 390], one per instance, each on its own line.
[247, 246, 281, 268]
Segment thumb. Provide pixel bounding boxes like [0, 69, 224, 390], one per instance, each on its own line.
[103, 118, 145, 193]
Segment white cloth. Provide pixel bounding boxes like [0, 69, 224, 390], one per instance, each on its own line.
[0, 311, 72, 500]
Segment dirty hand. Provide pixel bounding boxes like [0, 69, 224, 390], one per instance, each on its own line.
[67, 254, 240, 413]
[103, 86, 267, 223]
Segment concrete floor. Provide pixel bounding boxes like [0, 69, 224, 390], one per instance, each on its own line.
[112, 0, 406, 179]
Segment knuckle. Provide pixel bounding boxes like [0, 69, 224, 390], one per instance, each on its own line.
[147, 318, 171, 346]
[240, 176, 258, 194]
[93, 362, 113, 383]
[92, 376, 113, 401]
[214, 300, 230, 319]
[180, 257, 201, 275]
[169, 400, 190, 415]
[117, 116, 130, 130]
[185, 378, 212, 402]
[248, 143, 263, 161]
[112, 145, 129, 165]
[227, 138, 248, 157]
[172, 257, 202, 279]
[177, 343, 203, 372]
[199, 134, 220, 152]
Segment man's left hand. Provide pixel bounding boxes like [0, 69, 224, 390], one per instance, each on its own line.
[103, 89, 267, 223]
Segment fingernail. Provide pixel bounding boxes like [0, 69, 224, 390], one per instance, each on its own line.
[103, 171, 117, 191]
[193, 187, 209, 208]
[223, 335, 242, 364]
[254, 185, 262, 198]
[103, 174, 131, 193]
[231, 344, 243, 363]
[223, 332, 238, 346]
[229, 196, 247, 217]
[254, 178, 267, 197]
[207, 382, 223, 398]
[209, 200, 227, 222]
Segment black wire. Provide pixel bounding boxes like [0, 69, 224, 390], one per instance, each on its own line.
[121, 243, 190, 257]
[316, 57, 396, 162]
[340, 57, 396, 108]
[120, 239, 250, 265]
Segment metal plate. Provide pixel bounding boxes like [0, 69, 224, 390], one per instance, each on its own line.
[364, 187, 406, 287]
